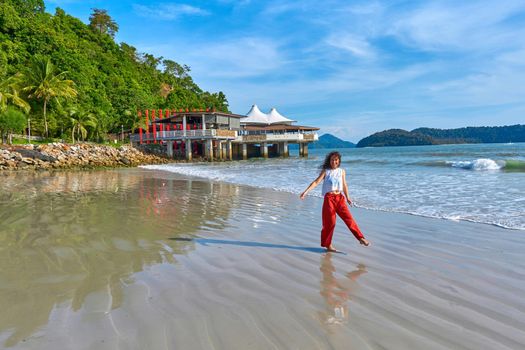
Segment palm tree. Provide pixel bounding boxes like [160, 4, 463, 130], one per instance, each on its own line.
[66, 107, 96, 143]
[0, 74, 30, 113]
[22, 57, 77, 137]
[88, 114, 107, 143]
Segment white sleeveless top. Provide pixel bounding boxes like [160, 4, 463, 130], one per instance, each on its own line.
[322, 168, 344, 196]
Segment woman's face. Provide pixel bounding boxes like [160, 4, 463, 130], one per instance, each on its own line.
[330, 155, 340, 169]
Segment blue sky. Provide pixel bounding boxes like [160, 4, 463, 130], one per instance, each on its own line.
[46, 0, 525, 142]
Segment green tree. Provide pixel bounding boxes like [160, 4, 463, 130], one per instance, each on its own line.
[1, 0, 44, 16]
[89, 8, 118, 37]
[0, 74, 30, 113]
[0, 107, 26, 144]
[22, 57, 77, 137]
[88, 110, 110, 142]
[66, 107, 96, 143]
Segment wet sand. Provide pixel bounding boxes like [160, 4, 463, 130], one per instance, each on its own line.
[0, 169, 524, 349]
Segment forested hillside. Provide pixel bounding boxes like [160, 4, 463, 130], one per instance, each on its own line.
[356, 125, 525, 148]
[0, 0, 228, 142]
[413, 126, 525, 144]
[356, 129, 434, 147]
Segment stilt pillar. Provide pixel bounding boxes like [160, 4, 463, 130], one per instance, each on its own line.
[167, 141, 173, 158]
[261, 142, 268, 158]
[303, 143, 308, 157]
[218, 141, 223, 160]
[185, 139, 192, 161]
[226, 140, 232, 160]
[205, 139, 213, 161]
[242, 143, 248, 160]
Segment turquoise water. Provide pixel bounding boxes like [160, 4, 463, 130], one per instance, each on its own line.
[143, 143, 525, 230]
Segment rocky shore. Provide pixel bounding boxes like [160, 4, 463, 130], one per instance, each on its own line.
[0, 143, 170, 171]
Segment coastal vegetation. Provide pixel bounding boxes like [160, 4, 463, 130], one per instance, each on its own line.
[356, 125, 525, 147]
[0, 0, 229, 144]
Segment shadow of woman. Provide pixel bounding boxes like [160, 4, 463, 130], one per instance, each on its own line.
[318, 253, 367, 329]
[170, 237, 327, 253]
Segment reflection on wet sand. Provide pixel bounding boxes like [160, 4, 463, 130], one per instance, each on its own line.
[0, 170, 239, 347]
[318, 253, 367, 331]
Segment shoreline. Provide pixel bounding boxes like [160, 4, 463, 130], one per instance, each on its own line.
[141, 164, 525, 232]
[2, 146, 522, 232]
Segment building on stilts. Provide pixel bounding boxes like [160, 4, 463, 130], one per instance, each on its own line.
[129, 106, 319, 161]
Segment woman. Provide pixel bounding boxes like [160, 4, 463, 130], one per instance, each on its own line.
[300, 151, 370, 252]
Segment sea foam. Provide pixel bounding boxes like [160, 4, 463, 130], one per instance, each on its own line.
[448, 158, 503, 170]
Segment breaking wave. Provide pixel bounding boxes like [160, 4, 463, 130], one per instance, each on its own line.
[416, 159, 525, 172]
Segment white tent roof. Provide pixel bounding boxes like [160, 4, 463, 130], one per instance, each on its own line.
[267, 108, 295, 124]
[241, 105, 297, 125]
[242, 104, 269, 124]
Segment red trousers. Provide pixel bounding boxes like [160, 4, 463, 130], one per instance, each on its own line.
[321, 193, 364, 247]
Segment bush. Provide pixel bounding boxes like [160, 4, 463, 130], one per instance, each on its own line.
[0, 107, 26, 144]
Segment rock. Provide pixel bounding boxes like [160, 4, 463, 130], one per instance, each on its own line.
[15, 149, 58, 162]
[0, 142, 170, 171]
[120, 157, 131, 165]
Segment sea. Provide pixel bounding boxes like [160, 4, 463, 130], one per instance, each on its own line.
[143, 143, 525, 231]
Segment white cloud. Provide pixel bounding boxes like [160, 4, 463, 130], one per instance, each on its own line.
[343, 2, 383, 16]
[141, 37, 286, 79]
[496, 49, 525, 66]
[325, 33, 376, 59]
[133, 3, 209, 20]
[261, 1, 310, 16]
[194, 38, 284, 78]
[217, 0, 251, 5]
[388, 1, 525, 52]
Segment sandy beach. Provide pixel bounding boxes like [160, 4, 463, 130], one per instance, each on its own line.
[0, 169, 524, 349]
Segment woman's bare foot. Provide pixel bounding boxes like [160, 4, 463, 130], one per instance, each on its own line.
[326, 245, 338, 252]
[359, 238, 370, 246]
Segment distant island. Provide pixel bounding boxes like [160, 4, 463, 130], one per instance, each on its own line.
[309, 134, 356, 149]
[356, 124, 525, 148]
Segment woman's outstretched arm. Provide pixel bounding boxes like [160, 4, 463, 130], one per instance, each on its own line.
[300, 171, 325, 200]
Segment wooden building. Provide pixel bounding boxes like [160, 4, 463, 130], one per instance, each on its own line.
[130, 106, 319, 161]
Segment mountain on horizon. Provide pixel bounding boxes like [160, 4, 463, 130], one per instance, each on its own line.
[356, 124, 525, 147]
[310, 133, 356, 149]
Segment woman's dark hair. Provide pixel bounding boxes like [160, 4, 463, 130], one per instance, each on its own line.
[320, 151, 341, 170]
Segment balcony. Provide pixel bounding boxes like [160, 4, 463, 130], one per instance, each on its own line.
[235, 132, 318, 143]
[130, 129, 237, 142]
